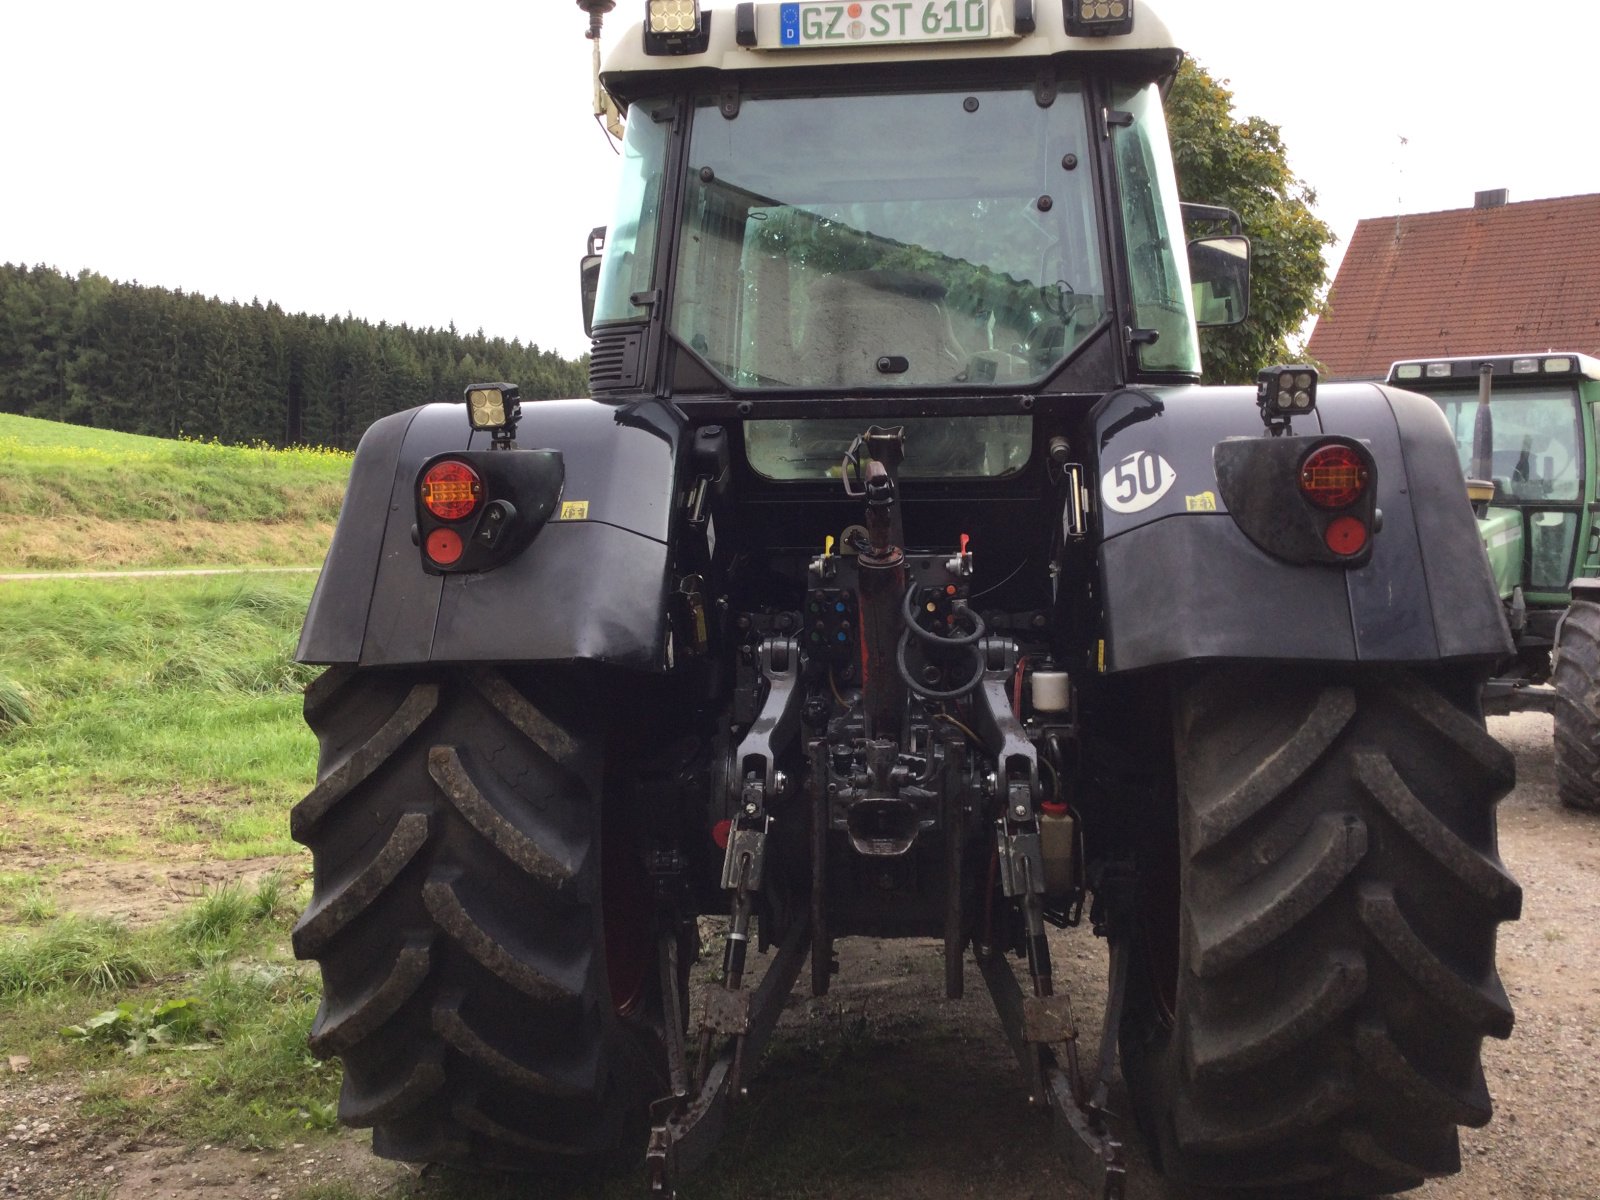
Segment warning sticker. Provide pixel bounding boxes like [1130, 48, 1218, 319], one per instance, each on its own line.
[1185, 491, 1218, 512]
[558, 500, 589, 521]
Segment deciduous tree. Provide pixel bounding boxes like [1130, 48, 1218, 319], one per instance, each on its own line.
[1167, 60, 1334, 384]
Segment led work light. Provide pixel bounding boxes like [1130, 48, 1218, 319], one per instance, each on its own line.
[1066, 0, 1133, 37]
[643, 0, 707, 54]
[647, 0, 700, 33]
[464, 383, 521, 433]
[1256, 365, 1318, 430]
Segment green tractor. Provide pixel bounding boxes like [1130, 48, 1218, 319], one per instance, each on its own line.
[1387, 352, 1600, 811]
[287, 3, 1523, 1197]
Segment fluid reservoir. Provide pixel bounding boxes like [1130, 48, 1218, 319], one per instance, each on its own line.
[1031, 670, 1071, 713]
[1039, 801, 1077, 895]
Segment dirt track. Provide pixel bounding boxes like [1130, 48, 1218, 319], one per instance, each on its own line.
[2, 711, 1596, 1199]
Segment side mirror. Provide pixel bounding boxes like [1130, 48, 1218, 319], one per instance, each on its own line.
[1187, 234, 1251, 328]
[580, 226, 607, 336]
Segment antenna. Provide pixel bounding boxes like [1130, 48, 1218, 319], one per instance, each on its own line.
[576, 1, 625, 141]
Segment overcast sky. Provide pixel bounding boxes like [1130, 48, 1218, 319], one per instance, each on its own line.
[2, 0, 1595, 362]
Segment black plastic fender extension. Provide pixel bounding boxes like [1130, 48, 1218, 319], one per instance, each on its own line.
[297, 397, 684, 670]
[1090, 382, 1511, 673]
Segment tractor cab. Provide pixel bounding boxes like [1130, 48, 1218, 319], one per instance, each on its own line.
[581, 0, 1251, 445]
[1388, 352, 1600, 609]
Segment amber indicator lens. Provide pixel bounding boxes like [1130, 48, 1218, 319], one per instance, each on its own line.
[1300, 445, 1369, 510]
[421, 461, 482, 521]
[1324, 515, 1369, 557]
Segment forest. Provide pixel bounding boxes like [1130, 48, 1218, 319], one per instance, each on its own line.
[0, 263, 589, 450]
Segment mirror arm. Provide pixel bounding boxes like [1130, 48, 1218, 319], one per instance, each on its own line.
[1180, 203, 1243, 235]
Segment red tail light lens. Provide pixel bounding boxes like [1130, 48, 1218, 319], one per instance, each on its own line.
[421, 460, 482, 521]
[1300, 445, 1369, 510]
[1324, 515, 1369, 556]
[425, 527, 465, 565]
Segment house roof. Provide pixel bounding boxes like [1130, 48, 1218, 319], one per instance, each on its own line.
[1306, 192, 1600, 380]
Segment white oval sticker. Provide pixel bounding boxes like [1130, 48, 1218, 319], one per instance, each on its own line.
[1100, 451, 1177, 514]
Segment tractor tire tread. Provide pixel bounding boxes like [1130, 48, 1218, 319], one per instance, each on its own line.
[1552, 600, 1600, 811]
[293, 666, 659, 1171]
[1122, 667, 1519, 1195]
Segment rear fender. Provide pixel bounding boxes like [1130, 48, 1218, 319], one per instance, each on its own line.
[297, 398, 682, 670]
[1091, 382, 1512, 673]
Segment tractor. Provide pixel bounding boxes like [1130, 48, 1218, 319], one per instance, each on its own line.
[1387, 351, 1600, 811]
[290, 3, 1522, 1196]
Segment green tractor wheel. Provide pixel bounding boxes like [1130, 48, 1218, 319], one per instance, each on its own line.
[1120, 666, 1520, 1195]
[1552, 598, 1600, 812]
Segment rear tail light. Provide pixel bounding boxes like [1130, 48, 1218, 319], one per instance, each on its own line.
[1323, 516, 1368, 557]
[421, 460, 482, 521]
[1299, 445, 1369, 510]
[425, 527, 465, 565]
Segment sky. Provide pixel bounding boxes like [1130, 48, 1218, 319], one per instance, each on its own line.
[2, 0, 1596, 362]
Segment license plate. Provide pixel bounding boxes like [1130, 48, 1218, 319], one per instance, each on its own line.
[777, 0, 1000, 48]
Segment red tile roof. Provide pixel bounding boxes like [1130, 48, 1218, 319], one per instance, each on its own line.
[1307, 193, 1600, 379]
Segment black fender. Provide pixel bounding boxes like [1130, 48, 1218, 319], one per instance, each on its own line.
[296, 398, 682, 670]
[1091, 382, 1512, 673]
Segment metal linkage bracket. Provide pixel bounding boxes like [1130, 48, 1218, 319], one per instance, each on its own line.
[645, 917, 810, 1198]
[996, 819, 1046, 899]
[719, 637, 801, 898]
[720, 814, 770, 891]
[971, 638, 1046, 900]
[1022, 993, 1078, 1045]
[977, 951, 1127, 1200]
[729, 637, 802, 807]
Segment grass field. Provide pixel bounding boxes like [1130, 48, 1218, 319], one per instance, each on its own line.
[0, 574, 317, 865]
[0, 417, 342, 1184]
[0, 413, 348, 569]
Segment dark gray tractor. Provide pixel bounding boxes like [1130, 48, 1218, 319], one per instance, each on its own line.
[290, 2, 1521, 1196]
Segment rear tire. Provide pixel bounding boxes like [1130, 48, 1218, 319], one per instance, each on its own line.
[1552, 599, 1600, 811]
[1121, 667, 1521, 1196]
[290, 665, 667, 1172]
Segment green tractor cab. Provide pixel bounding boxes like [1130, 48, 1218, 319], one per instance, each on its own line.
[1388, 350, 1600, 810]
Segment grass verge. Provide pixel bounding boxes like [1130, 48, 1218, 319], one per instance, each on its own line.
[0, 413, 347, 569]
[0, 574, 317, 857]
[0, 877, 340, 1150]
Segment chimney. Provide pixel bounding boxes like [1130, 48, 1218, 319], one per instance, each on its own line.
[1475, 188, 1510, 209]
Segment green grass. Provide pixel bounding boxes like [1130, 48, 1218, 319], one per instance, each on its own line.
[0, 574, 317, 853]
[0, 413, 351, 524]
[0, 877, 340, 1152]
[0, 413, 348, 569]
[0, 413, 183, 454]
[0, 915, 154, 997]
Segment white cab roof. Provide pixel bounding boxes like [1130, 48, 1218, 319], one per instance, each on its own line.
[601, 1, 1180, 83]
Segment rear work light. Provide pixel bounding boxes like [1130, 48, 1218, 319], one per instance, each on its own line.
[1299, 444, 1369, 510]
[421, 460, 482, 521]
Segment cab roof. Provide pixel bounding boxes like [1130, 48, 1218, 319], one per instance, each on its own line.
[600, 0, 1182, 99]
[1386, 352, 1600, 387]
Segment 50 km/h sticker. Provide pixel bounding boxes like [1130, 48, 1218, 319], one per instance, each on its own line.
[1100, 451, 1176, 514]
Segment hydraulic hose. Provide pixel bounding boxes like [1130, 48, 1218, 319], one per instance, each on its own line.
[901, 582, 986, 646]
[896, 628, 986, 700]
